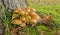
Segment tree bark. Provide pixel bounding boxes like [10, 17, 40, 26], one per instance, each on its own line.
[2, 0, 28, 12]
[0, 0, 28, 35]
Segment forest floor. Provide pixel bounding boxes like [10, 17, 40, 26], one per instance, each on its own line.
[1, 0, 60, 35]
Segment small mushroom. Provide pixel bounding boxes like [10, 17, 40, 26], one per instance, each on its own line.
[12, 14, 18, 19]
[20, 16, 26, 22]
[20, 22, 26, 27]
[12, 19, 22, 25]
[30, 12, 40, 20]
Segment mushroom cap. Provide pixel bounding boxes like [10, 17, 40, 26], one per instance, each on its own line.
[20, 22, 26, 27]
[25, 7, 31, 13]
[30, 8, 36, 12]
[29, 12, 40, 20]
[20, 16, 26, 22]
[13, 8, 25, 15]
[29, 12, 36, 15]
[13, 8, 21, 13]
[12, 14, 18, 19]
[25, 12, 29, 15]
[30, 19, 37, 24]
[12, 19, 22, 25]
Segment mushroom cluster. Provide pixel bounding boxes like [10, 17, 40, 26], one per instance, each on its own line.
[12, 7, 41, 27]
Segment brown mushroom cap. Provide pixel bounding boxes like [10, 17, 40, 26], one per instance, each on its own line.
[25, 7, 31, 13]
[12, 14, 18, 19]
[31, 14, 40, 20]
[12, 19, 22, 25]
[20, 22, 26, 27]
[19, 16, 26, 22]
[30, 19, 37, 24]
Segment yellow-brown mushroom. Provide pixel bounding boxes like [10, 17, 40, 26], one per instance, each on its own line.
[30, 8, 36, 12]
[12, 7, 41, 27]
[25, 7, 31, 13]
[20, 22, 26, 27]
[12, 19, 22, 25]
[20, 16, 26, 22]
[30, 19, 37, 23]
[12, 14, 18, 19]
[31, 13, 40, 20]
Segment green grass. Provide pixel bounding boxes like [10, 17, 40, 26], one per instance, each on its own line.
[26, 0, 60, 35]
[2, 4, 11, 35]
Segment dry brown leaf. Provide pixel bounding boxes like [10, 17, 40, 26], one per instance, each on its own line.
[40, 14, 53, 26]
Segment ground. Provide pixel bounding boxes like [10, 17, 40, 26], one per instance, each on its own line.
[1, 0, 60, 35]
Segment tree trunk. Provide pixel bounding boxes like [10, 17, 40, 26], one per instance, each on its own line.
[0, 0, 28, 35]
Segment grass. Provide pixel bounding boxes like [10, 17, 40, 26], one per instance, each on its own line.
[2, 4, 11, 35]
[26, 0, 60, 35]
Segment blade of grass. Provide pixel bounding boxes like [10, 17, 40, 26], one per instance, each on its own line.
[2, 4, 11, 35]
